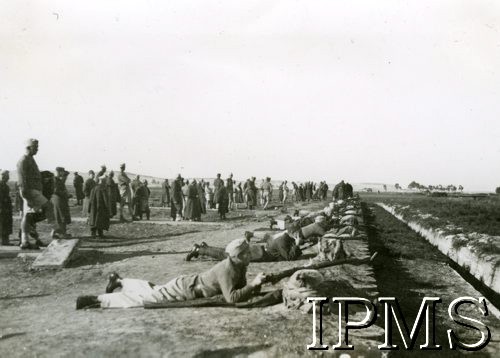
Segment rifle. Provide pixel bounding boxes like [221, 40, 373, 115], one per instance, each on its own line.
[145, 296, 232, 309]
[144, 290, 284, 310]
[263, 252, 378, 284]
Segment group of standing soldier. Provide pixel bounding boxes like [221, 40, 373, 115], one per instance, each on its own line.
[0, 138, 356, 248]
[77, 164, 152, 237]
[0, 138, 155, 247]
[169, 173, 232, 222]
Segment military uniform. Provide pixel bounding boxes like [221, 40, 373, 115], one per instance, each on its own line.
[0, 181, 13, 245]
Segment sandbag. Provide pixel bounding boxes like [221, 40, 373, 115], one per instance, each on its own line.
[317, 237, 347, 262]
[282, 269, 324, 314]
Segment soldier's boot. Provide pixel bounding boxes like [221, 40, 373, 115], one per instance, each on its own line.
[185, 244, 200, 261]
[76, 295, 100, 310]
[105, 272, 122, 293]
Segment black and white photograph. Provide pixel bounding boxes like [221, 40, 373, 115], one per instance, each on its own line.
[1, 1, 499, 357]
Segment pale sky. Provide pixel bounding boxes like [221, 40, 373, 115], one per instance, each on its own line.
[1, 1, 499, 190]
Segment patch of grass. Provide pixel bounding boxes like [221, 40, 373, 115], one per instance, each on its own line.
[363, 193, 500, 236]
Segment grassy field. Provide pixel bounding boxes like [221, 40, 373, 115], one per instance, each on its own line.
[361, 193, 500, 236]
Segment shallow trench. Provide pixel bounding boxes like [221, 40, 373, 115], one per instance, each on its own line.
[377, 202, 500, 310]
[363, 203, 499, 356]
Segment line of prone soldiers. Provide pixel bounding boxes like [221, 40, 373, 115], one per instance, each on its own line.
[76, 195, 367, 312]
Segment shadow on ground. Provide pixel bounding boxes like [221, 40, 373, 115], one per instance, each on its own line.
[67, 249, 189, 268]
[192, 344, 273, 358]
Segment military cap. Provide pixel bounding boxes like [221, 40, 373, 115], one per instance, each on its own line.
[25, 138, 39, 147]
[225, 238, 250, 257]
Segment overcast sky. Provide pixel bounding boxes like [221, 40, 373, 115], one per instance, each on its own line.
[1, 1, 499, 190]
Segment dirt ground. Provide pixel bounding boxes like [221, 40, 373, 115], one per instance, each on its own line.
[0, 198, 498, 357]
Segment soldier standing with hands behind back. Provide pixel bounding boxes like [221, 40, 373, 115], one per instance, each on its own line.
[117, 163, 136, 222]
[17, 139, 56, 249]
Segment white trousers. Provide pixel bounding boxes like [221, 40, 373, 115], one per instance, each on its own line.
[98, 279, 166, 308]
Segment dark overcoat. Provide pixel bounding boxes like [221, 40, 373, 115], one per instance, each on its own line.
[88, 184, 110, 230]
[0, 182, 13, 236]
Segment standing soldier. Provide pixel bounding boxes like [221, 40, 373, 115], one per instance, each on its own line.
[107, 171, 119, 218]
[131, 175, 141, 216]
[170, 174, 184, 221]
[51, 167, 72, 238]
[117, 163, 135, 222]
[134, 180, 151, 220]
[205, 182, 214, 209]
[185, 179, 202, 221]
[217, 181, 229, 220]
[161, 179, 171, 207]
[14, 182, 22, 215]
[213, 173, 223, 208]
[322, 182, 329, 200]
[332, 180, 346, 200]
[244, 179, 254, 210]
[73, 172, 84, 206]
[235, 182, 243, 204]
[197, 179, 206, 215]
[345, 182, 353, 199]
[17, 139, 56, 249]
[262, 177, 273, 210]
[226, 173, 234, 210]
[259, 179, 265, 206]
[278, 182, 284, 203]
[0, 170, 13, 245]
[282, 180, 289, 204]
[88, 175, 110, 238]
[291, 182, 298, 202]
[83, 170, 96, 217]
[250, 177, 258, 208]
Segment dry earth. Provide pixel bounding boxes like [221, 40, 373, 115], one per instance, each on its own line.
[0, 198, 498, 357]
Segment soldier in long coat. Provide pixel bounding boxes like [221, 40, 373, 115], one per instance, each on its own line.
[185, 180, 202, 221]
[161, 179, 171, 207]
[234, 182, 243, 204]
[197, 180, 206, 214]
[107, 171, 119, 218]
[170, 175, 184, 221]
[217, 182, 229, 220]
[88, 176, 110, 238]
[131, 175, 141, 215]
[250, 177, 258, 207]
[83, 170, 96, 216]
[213, 173, 223, 206]
[73, 172, 84, 205]
[243, 179, 254, 209]
[0, 170, 13, 245]
[134, 180, 151, 220]
[332, 180, 346, 200]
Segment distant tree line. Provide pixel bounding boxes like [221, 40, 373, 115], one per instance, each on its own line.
[395, 181, 464, 192]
